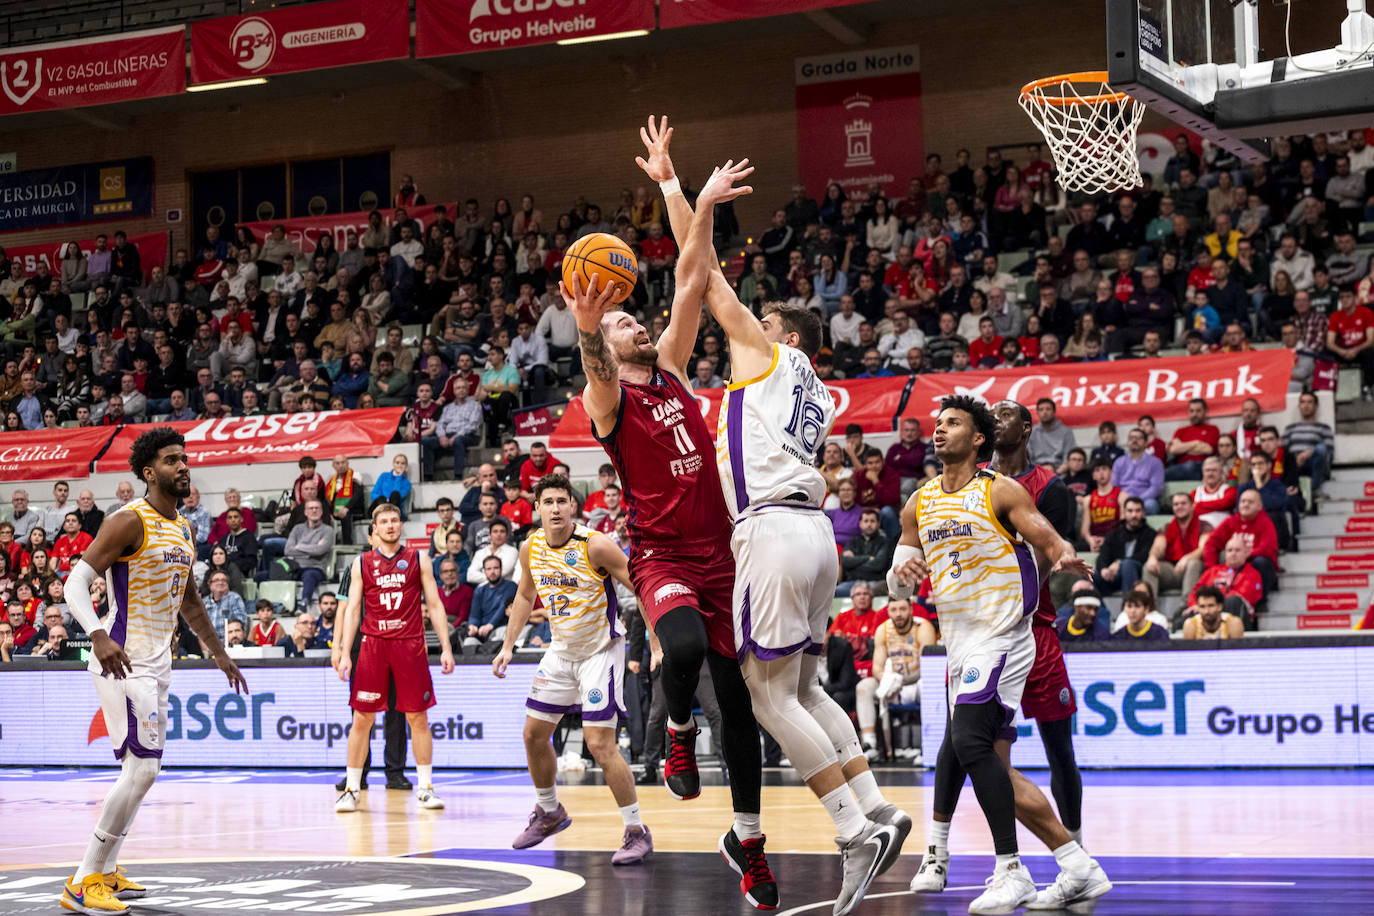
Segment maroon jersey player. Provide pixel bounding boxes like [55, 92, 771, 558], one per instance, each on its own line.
[332, 502, 455, 814]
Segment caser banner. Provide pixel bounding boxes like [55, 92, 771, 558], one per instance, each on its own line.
[0, 663, 539, 767]
[921, 644, 1374, 767]
[549, 349, 1295, 448]
[190, 0, 410, 85]
[0, 426, 117, 482]
[2, 230, 169, 283]
[415, 0, 655, 57]
[0, 28, 184, 117]
[661, 0, 873, 29]
[0, 156, 154, 233]
[94, 408, 405, 473]
[240, 201, 459, 259]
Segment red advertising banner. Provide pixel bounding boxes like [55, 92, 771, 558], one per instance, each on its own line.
[0, 427, 116, 482]
[1348, 518, 1374, 533]
[1337, 536, 1374, 552]
[95, 408, 405, 473]
[1354, 500, 1374, 514]
[1298, 613, 1352, 630]
[415, 0, 654, 58]
[2, 231, 168, 285]
[241, 202, 458, 259]
[1329, 554, 1374, 572]
[550, 350, 1294, 449]
[794, 45, 922, 199]
[662, 0, 872, 28]
[1307, 593, 1360, 612]
[0, 28, 184, 117]
[1317, 574, 1370, 589]
[190, 0, 410, 85]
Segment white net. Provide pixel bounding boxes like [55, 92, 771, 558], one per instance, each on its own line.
[1019, 73, 1146, 194]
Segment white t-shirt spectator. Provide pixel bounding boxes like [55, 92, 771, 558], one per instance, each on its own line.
[830, 310, 864, 347]
[466, 542, 520, 584]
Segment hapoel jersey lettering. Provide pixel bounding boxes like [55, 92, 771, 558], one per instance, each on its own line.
[528, 523, 621, 660]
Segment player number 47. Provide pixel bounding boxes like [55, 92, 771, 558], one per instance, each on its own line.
[378, 591, 402, 611]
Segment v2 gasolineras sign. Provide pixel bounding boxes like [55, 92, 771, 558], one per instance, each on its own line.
[0, 28, 184, 116]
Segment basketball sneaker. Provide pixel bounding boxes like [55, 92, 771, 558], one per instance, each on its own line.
[1025, 859, 1112, 909]
[512, 803, 572, 849]
[834, 820, 896, 916]
[610, 825, 654, 865]
[968, 861, 1037, 915]
[102, 866, 146, 900]
[718, 828, 778, 910]
[60, 874, 127, 914]
[334, 789, 361, 813]
[908, 846, 949, 893]
[416, 786, 444, 810]
[868, 803, 912, 874]
[663, 724, 701, 800]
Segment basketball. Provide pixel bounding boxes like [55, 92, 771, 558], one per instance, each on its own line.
[561, 232, 638, 304]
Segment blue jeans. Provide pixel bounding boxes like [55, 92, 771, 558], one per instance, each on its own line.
[522, 364, 550, 405]
[1164, 462, 1203, 481]
[1140, 497, 1160, 514]
[261, 536, 286, 569]
[879, 506, 901, 540]
[1094, 557, 1142, 595]
[301, 567, 326, 605]
[1296, 443, 1332, 493]
[422, 432, 480, 480]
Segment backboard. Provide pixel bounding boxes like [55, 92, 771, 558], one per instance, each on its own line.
[1106, 0, 1374, 160]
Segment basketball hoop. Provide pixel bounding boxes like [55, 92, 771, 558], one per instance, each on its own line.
[1019, 71, 1146, 194]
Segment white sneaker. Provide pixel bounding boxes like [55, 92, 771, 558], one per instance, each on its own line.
[1026, 860, 1112, 909]
[416, 786, 445, 810]
[863, 744, 880, 762]
[908, 846, 948, 893]
[334, 790, 360, 813]
[832, 820, 895, 916]
[968, 862, 1037, 915]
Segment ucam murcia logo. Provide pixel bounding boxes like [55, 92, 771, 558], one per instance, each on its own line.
[0, 55, 42, 107]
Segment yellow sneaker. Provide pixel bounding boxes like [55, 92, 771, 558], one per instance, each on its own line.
[60, 873, 128, 914]
[103, 866, 146, 899]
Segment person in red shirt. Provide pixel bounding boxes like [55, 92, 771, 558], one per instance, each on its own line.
[1192, 456, 1238, 529]
[1142, 491, 1205, 598]
[1137, 414, 1167, 463]
[826, 582, 889, 680]
[580, 463, 619, 518]
[51, 512, 94, 573]
[517, 441, 560, 499]
[251, 600, 286, 646]
[292, 456, 327, 505]
[5, 601, 36, 652]
[854, 448, 901, 536]
[639, 221, 678, 299]
[1203, 488, 1278, 596]
[1326, 286, 1374, 398]
[1081, 459, 1125, 551]
[1187, 537, 1265, 628]
[499, 479, 534, 537]
[1165, 397, 1220, 481]
[1185, 251, 1216, 298]
[1233, 398, 1262, 459]
[219, 298, 254, 337]
[968, 316, 1003, 367]
[440, 351, 483, 407]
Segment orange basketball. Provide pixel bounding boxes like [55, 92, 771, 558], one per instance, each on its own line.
[561, 232, 638, 305]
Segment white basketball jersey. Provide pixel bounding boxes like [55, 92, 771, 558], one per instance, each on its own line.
[717, 343, 835, 520]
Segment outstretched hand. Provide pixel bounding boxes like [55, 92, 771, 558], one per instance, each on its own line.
[560, 272, 619, 334]
[697, 159, 755, 207]
[1051, 553, 1094, 580]
[635, 115, 675, 182]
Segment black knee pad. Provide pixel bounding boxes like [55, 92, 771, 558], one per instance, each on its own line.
[950, 702, 1004, 767]
[655, 606, 709, 670]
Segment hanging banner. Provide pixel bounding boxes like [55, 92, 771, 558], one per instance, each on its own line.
[794, 44, 922, 199]
[550, 350, 1295, 449]
[415, 0, 654, 57]
[0, 28, 185, 117]
[0, 157, 154, 232]
[662, 0, 872, 29]
[2, 231, 169, 285]
[240, 200, 458, 258]
[0, 427, 117, 482]
[190, 0, 410, 85]
[94, 408, 405, 473]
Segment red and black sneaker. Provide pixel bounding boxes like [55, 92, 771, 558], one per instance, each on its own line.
[718, 828, 779, 910]
[663, 724, 701, 800]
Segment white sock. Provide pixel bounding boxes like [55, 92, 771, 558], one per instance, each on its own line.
[847, 769, 887, 816]
[1069, 827, 1083, 846]
[346, 767, 363, 792]
[76, 828, 114, 881]
[733, 811, 762, 841]
[860, 729, 876, 747]
[995, 852, 1021, 872]
[620, 803, 642, 828]
[417, 765, 433, 788]
[535, 785, 559, 813]
[929, 819, 951, 857]
[1052, 841, 1092, 877]
[100, 832, 128, 874]
[820, 786, 867, 841]
[667, 717, 694, 733]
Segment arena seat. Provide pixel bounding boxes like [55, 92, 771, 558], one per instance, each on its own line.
[257, 581, 296, 613]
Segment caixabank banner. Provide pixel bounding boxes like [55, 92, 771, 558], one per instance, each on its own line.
[0, 663, 539, 767]
[920, 645, 1374, 767]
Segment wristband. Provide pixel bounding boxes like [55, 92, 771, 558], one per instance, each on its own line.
[658, 177, 681, 198]
[886, 544, 922, 601]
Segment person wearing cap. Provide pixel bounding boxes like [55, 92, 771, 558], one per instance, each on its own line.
[1056, 590, 1109, 643]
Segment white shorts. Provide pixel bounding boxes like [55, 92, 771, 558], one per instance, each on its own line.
[731, 510, 839, 664]
[945, 618, 1035, 741]
[525, 640, 626, 728]
[92, 666, 170, 762]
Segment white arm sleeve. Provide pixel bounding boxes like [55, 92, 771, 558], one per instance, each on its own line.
[65, 560, 107, 636]
[886, 544, 922, 601]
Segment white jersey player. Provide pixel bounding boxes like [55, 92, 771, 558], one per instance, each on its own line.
[676, 150, 905, 916]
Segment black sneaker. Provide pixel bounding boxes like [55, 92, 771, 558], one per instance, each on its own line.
[387, 774, 414, 790]
[663, 724, 701, 800]
[334, 775, 368, 791]
[636, 764, 659, 786]
[718, 828, 779, 910]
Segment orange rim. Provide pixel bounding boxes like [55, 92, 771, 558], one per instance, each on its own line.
[1019, 70, 1131, 107]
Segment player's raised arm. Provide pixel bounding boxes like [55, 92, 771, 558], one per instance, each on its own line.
[418, 551, 456, 674]
[565, 272, 623, 436]
[332, 556, 365, 680]
[492, 539, 538, 678]
[992, 475, 1093, 579]
[887, 492, 928, 600]
[63, 509, 143, 679]
[695, 162, 774, 379]
[635, 115, 699, 378]
[178, 573, 247, 694]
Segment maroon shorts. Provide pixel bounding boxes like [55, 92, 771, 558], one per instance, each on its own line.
[1020, 623, 1077, 722]
[351, 634, 436, 714]
[631, 541, 736, 658]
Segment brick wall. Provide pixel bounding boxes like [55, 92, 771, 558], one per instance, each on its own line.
[1, 1, 1110, 253]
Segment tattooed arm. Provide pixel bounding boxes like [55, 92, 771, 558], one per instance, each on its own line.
[561, 272, 623, 437]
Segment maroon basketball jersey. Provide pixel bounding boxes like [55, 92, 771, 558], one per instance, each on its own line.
[360, 545, 425, 639]
[1011, 464, 1061, 628]
[594, 368, 731, 553]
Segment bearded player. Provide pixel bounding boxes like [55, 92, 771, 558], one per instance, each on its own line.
[561, 116, 773, 908]
[333, 503, 455, 813]
[493, 474, 654, 865]
[888, 396, 1107, 914]
[677, 154, 907, 916]
[910, 399, 1104, 910]
[61, 428, 247, 915]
